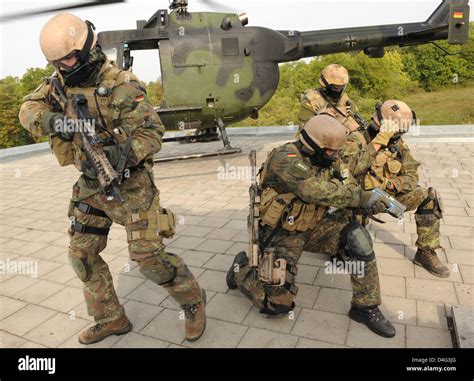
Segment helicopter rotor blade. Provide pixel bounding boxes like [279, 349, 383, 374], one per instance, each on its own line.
[0, 0, 125, 23]
[199, 0, 238, 14]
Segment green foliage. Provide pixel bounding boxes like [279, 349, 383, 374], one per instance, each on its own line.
[20, 65, 54, 94]
[146, 80, 164, 106]
[238, 23, 474, 126]
[0, 77, 35, 148]
[400, 23, 474, 91]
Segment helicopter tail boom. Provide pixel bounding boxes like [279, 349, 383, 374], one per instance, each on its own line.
[277, 0, 469, 61]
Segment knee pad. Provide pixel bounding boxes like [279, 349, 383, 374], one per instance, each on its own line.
[339, 221, 375, 262]
[138, 250, 177, 285]
[68, 252, 92, 282]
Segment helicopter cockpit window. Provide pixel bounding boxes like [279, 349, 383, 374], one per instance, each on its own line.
[103, 47, 118, 64]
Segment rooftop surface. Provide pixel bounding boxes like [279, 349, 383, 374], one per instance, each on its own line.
[0, 134, 473, 348]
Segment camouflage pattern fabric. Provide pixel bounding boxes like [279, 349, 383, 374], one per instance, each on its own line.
[261, 141, 361, 208]
[19, 60, 202, 324]
[19, 59, 165, 198]
[364, 139, 440, 250]
[69, 168, 202, 324]
[233, 141, 382, 313]
[297, 88, 373, 179]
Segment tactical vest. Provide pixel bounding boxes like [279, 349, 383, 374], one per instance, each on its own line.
[48, 61, 140, 169]
[364, 145, 403, 190]
[303, 89, 360, 132]
[258, 144, 327, 232]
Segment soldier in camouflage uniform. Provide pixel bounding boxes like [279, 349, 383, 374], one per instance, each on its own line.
[227, 115, 397, 338]
[363, 100, 449, 277]
[19, 13, 207, 344]
[297, 64, 373, 179]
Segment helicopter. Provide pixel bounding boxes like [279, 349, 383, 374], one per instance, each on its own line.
[97, 0, 470, 159]
[2, 0, 471, 160]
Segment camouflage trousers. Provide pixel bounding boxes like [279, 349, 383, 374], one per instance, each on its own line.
[395, 187, 441, 250]
[68, 168, 203, 324]
[234, 210, 381, 315]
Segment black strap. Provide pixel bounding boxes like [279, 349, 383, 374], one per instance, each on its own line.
[368, 168, 384, 184]
[376, 102, 384, 125]
[283, 281, 298, 295]
[259, 197, 297, 253]
[76, 202, 109, 218]
[417, 194, 433, 212]
[368, 215, 386, 224]
[300, 129, 320, 152]
[73, 222, 110, 236]
[286, 263, 298, 276]
[79, 21, 95, 63]
[116, 133, 133, 179]
[414, 209, 436, 215]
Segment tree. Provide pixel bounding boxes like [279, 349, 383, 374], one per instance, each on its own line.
[0, 76, 35, 148]
[20, 65, 54, 94]
[146, 80, 164, 106]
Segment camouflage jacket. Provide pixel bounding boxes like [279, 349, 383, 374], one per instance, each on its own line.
[364, 138, 421, 194]
[297, 88, 372, 180]
[260, 142, 361, 209]
[298, 88, 360, 131]
[19, 60, 164, 197]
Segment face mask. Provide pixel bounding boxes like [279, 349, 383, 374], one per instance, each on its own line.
[309, 146, 337, 168]
[323, 85, 345, 101]
[60, 46, 105, 87]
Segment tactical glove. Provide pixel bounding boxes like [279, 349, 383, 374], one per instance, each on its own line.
[359, 189, 391, 215]
[370, 120, 398, 147]
[43, 111, 75, 141]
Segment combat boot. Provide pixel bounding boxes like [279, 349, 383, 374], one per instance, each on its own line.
[184, 289, 207, 342]
[226, 251, 249, 289]
[349, 305, 396, 338]
[78, 315, 132, 345]
[414, 248, 450, 278]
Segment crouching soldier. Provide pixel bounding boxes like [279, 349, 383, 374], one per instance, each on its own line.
[227, 115, 397, 338]
[363, 100, 449, 277]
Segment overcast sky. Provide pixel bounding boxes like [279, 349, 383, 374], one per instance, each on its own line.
[1, 0, 472, 82]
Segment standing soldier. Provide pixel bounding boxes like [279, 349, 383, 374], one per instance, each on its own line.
[298, 64, 373, 179]
[19, 13, 206, 344]
[363, 100, 449, 277]
[227, 115, 397, 338]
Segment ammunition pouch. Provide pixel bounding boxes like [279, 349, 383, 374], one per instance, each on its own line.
[364, 150, 401, 191]
[127, 194, 176, 241]
[259, 187, 325, 232]
[339, 221, 375, 262]
[258, 248, 287, 286]
[415, 187, 443, 219]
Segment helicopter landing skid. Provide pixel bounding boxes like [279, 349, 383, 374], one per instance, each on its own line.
[153, 146, 242, 163]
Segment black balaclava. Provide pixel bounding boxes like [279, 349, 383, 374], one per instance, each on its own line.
[60, 45, 106, 87]
[297, 133, 337, 169]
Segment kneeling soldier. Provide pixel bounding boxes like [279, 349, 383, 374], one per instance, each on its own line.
[227, 115, 397, 338]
